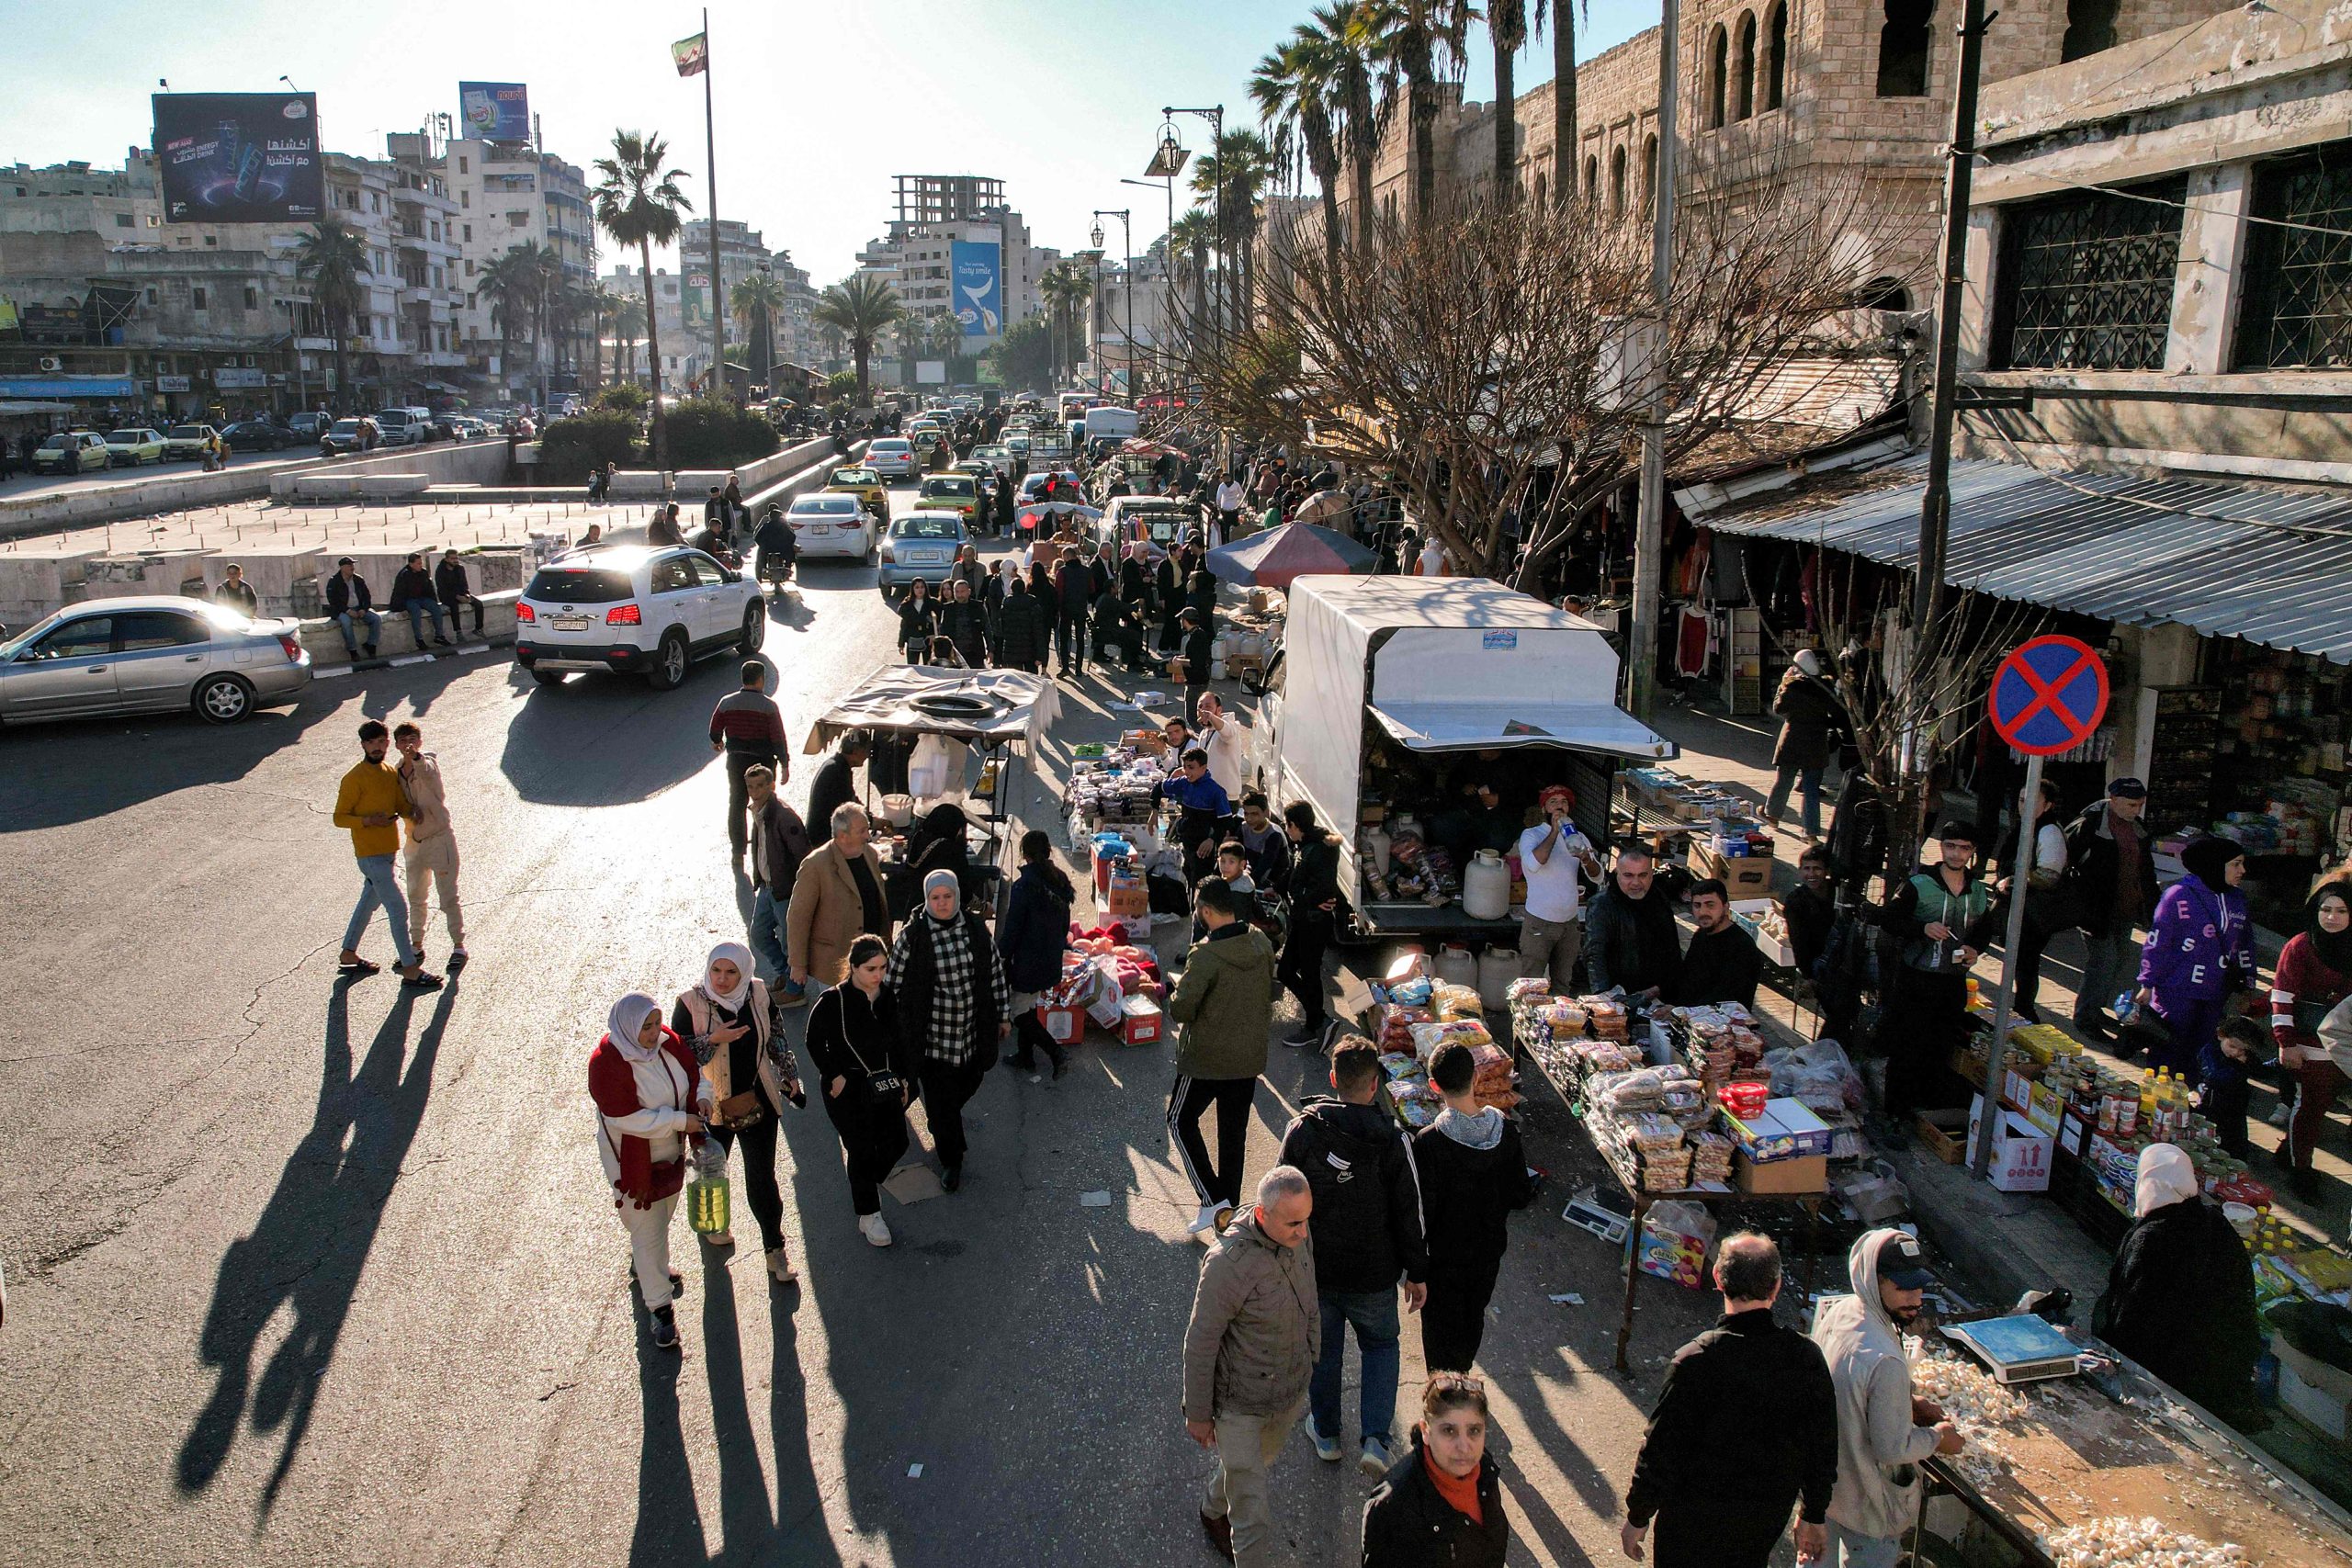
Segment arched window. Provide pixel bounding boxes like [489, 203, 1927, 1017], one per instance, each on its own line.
[2062, 0, 2120, 61]
[1610, 146, 1629, 220]
[1643, 133, 1659, 220]
[1534, 171, 1548, 209]
[1707, 24, 1730, 129]
[1735, 12, 1758, 121]
[1878, 0, 1932, 97]
[1764, 2, 1788, 110]
[1857, 276, 1911, 311]
[1585, 152, 1600, 203]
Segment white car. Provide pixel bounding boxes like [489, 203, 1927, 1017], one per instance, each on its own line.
[971, 444, 1014, 479]
[514, 545, 767, 691]
[786, 492, 876, 562]
[866, 437, 919, 480]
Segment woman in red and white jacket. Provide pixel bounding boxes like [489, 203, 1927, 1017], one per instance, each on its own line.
[590, 991, 713, 1352]
[2272, 883, 2352, 1200]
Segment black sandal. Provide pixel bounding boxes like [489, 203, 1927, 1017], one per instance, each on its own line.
[400, 970, 445, 991]
[338, 957, 381, 976]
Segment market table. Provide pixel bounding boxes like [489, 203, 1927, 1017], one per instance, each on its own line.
[1912, 1329, 2352, 1568]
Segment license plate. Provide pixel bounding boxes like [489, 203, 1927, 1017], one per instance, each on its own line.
[806, 525, 832, 536]
[545, 613, 586, 632]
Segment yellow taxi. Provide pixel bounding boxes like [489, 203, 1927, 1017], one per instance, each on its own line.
[915, 472, 980, 525]
[824, 465, 888, 517]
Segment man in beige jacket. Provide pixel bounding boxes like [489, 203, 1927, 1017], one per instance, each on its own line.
[1183, 1164, 1318, 1564]
[393, 721, 464, 967]
[787, 803, 892, 994]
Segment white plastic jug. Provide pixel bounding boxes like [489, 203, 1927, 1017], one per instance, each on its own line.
[907, 732, 963, 799]
[1476, 948, 1520, 1011]
[1462, 849, 1511, 921]
[1363, 825, 1393, 875]
[1434, 944, 1477, 989]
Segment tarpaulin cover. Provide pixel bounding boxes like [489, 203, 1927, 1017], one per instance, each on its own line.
[803, 664, 1059, 752]
[1367, 699, 1677, 759]
[1207, 522, 1375, 589]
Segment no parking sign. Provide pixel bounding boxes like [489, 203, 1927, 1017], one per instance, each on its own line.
[1987, 635, 2109, 756]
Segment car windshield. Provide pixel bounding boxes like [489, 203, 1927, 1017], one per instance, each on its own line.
[37, 435, 73, 451]
[922, 479, 973, 496]
[331, 420, 362, 435]
[525, 567, 633, 604]
[107, 431, 145, 444]
[872, 440, 910, 452]
[894, 517, 961, 540]
[168, 425, 209, 439]
[0, 609, 66, 657]
[792, 498, 857, 516]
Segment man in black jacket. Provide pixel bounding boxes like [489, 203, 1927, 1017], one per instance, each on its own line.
[1672, 879, 1764, 1008]
[389, 552, 451, 649]
[743, 764, 810, 995]
[435, 547, 483, 637]
[324, 557, 381, 660]
[1623, 1234, 1838, 1568]
[1414, 1042, 1533, 1372]
[1276, 1036, 1427, 1479]
[2062, 777, 2156, 1042]
[1586, 845, 1683, 999]
[806, 731, 869, 847]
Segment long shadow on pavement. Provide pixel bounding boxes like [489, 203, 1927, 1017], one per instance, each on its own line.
[498, 656, 736, 807]
[174, 972, 458, 1515]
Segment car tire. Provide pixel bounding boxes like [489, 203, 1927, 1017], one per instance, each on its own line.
[193, 673, 254, 724]
[532, 669, 568, 688]
[738, 604, 765, 655]
[646, 629, 689, 691]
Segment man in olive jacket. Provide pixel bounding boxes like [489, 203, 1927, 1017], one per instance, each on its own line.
[1183, 1165, 1318, 1567]
[1167, 881, 1279, 1236]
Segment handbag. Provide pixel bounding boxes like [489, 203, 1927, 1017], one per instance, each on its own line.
[834, 996, 905, 1110]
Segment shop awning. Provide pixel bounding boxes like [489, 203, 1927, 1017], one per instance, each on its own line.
[1705, 454, 2352, 663]
[801, 664, 1060, 752]
[1368, 699, 1678, 760]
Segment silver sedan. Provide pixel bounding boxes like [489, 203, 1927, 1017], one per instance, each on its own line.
[0, 595, 312, 726]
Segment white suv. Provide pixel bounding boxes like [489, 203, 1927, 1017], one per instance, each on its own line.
[372, 408, 430, 446]
[514, 546, 768, 690]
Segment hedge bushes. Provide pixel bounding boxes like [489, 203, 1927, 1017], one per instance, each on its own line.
[661, 398, 781, 469]
[537, 410, 642, 483]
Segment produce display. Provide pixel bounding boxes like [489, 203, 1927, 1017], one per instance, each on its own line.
[2043, 1517, 2245, 1568]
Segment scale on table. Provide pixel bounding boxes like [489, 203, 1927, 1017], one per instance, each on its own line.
[1942, 1314, 2092, 1384]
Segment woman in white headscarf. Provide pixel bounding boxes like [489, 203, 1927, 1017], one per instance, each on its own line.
[887, 868, 1011, 1191]
[672, 942, 803, 1283]
[2093, 1143, 2263, 1424]
[589, 990, 712, 1352]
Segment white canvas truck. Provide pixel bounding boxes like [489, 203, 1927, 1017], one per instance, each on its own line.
[1255, 574, 1679, 942]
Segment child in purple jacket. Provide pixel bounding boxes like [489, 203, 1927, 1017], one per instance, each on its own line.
[2136, 837, 2255, 1076]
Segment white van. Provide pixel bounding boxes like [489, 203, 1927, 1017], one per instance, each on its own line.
[372, 408, 433, 446]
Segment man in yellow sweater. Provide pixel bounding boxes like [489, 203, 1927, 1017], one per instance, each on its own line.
[334, 720, 440, 989]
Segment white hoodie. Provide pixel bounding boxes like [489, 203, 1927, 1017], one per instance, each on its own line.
[1809, 1229, 1942, 1540]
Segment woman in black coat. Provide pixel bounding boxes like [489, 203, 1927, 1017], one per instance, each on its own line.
[888, 871, 1012, 1190]
[897, 579, 939, 664]
[2094, 1143, 2264, 1427]
[997, 578, 1046, 672]
[1118, 547, 1153, 615]
[997, 829, 1075, 1076]
[804, 935, 913, 1247]
[1026, 559, 1059, 627]
[1185, 568, 1218, 639]
[1361, 1377, 1509, 1567]
[1154, 550, 1185, 652]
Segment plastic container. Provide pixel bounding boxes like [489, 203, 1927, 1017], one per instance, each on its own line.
[1434, 944, 1477, 990]
[879, 793, 915, 827]
[686, 1171, 731, 1235]
[1476, 948, 1519, 1011]
[1462, 850, 1511, 920]
[1723, 1080, 1770, 1122]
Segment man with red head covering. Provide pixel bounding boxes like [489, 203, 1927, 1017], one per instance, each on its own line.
[1518, 784, 1600, 990]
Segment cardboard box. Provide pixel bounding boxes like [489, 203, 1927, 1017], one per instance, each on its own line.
[1916, 1110, 1968, 1164]
[1735, 1151, 1827, 1194]
[1722, 1098, 1833, 1163]
[1968, 1095, 2054, 1193]
[1119, 996, 1163, 1046]
[1688, 844, 1773, 898]
[1105, 870, 1149, 919]
[1036, 1005, 1083, 1043]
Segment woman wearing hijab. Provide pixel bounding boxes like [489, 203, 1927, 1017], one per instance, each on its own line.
[1118, 541, 1152, 618]
[2093, 1144, 2263, 1427]
[888, 869, 1012, 1191]
[2273, 882, 2352, 1198]
[1154, 547, 1185, 653]
[588, 992, 713, 1352]
[672, 943, 803, 1283]
[898, 578, 939, 665]
[999, 829, 1076, 1077]
[985, 557, 1017, 661]
[1027, 558, 1059, 631]
[805, 933, 914, 1247]
[2136, 837, 2256, 1076]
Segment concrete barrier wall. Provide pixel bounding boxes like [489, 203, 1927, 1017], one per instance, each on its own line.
[0, 460, 313, 539]
[271, 439, 509, 501]
[605, 434, 836, 502]
[300, 589, 524, 666]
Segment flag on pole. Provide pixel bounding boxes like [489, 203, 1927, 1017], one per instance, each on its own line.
[672, 32, 708, 76]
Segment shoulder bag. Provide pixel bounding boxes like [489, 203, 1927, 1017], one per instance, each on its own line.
[833, 993, 905, 1110]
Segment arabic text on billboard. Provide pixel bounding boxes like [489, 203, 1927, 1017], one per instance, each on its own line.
[951, 241, 1001, 338]
[458, 82, 531, 142]
[153, 93, 324, 224]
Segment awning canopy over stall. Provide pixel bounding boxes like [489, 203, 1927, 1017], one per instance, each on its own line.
[802, 665, 1060, 752]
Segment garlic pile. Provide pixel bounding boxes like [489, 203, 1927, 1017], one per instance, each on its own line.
[1912, 1353, 2032, 1427]
[2045, 1516, 2245, 1568]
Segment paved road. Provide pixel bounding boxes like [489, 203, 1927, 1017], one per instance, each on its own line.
[0, 484, 1710, 1566]
[0, 444, 311, 501]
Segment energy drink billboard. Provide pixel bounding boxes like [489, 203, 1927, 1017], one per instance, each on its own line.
[458, 82, 531, 142]
[952, 240, 1001, 337]
[153, 93, 324, 223]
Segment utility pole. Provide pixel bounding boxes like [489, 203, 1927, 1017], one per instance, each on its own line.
[1163, 106, 1223, 340]
[700, 6, 727, 403]
[1626, 0, 1679, 721]
[1094, 210, 1132, 398]
[1913, 0, 1992, 636]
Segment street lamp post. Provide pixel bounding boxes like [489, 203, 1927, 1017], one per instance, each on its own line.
[1092, 209, 1132, 399]
[1161, 106, 1223, 338]
[1076, 249, 1106, 396]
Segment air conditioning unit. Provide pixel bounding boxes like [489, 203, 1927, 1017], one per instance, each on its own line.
[39, 355, 62, 371]
[243, 355, 257, 367]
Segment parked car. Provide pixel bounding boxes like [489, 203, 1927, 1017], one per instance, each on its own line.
[371, 408, 430, 446]
[320, 418, 374, 456]
[0, 595, 311, 726]
[288, 412, 329, 439]
[879, 511, 969, 596]
[514, 546, 765, 692]
[220, 421, 295, 453]
[785, 492, 877, 563]
[916, 473, 981, 527]
[823, 465, 889, 517]
[28, 431, 108, 475]
[865, 436, 919, 480]
[103, 428, 168, 467]
[161, 424, 221, 462]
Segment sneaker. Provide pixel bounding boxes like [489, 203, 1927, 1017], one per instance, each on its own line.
[765, 1245, 797, 1284]
[650, 1306, 679, 1351]
[1284, 1021, 1328, 1050]
[1306, 1417, 1342, 1463]
[859, 1213, 893, 1247]
[775, 980, 808, 1009]
[1359, 1436, 1393, 1478]
[1188, 1203, 1221, 1235]
[2268, 1104, 2294, 1129]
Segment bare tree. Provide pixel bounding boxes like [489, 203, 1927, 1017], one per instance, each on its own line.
[1181, 141, 1917, 590]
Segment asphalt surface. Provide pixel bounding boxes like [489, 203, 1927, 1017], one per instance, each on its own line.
[0, 443, 312, 500]
[0, 482, 1737, 1566]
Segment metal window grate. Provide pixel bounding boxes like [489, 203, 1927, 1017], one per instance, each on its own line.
[2235, 145, 2352, 370]
[1997, 179, 2185, 370]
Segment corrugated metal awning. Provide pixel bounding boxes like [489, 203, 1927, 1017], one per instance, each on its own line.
[1705, 455, 2352, 662]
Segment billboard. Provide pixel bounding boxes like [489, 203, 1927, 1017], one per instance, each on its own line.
[153, 93, 323, 224]
[458, 82, 531, 142]
[951, 240, 1001, 337]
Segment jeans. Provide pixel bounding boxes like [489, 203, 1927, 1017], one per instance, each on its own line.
[724, 751, 776, 856]
[748, 885, 789, 981]
[1826, 1524, 1902, 1568]
[2075, 929, 2138, 1028]
[1202, 1402, 1301, 1568]
[1768, 761, 1826, 840]
[335, 607, 382, 655]
[1309, 1287, 1400, 1447]
[401, 597, 449, 644]
[345, 852, 417, 967]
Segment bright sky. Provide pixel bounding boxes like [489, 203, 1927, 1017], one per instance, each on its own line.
[0, 0, 1659, 285]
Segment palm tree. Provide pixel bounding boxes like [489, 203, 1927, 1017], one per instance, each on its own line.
[1190, 130, 1273, 335]
[730, 270, 787, 393]
[615, 298, 646, 384]
[1319, 2, 1388, 255]
[592, 130, 692, 466]
[476, 248, 538, 390]
[808, 274, 904, 404]
[582, 280, 622, 390]
[1544, 0, 1582, 207]
[529, 243, 566, 384]
[1252, 23, 1349, 279]
[1167, 210, 1217, 352]
[1039, 263, 1093, 381]
[1491, 0, 1529, 204]
[1369, 0, 1476, 226]
[294, 217, 368, 412]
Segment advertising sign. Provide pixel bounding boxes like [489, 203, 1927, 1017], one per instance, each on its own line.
[458, 82, 531, 142]
[951, 240, 1001, 337]
[154, 375, 193, 393]
[213, 367, 268, 389]
[683, 270, 710, 327]
[153, 93, 323, 223]
[915, 360, 948, 385]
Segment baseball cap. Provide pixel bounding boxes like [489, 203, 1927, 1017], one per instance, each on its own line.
[2106, 777, 2148, 799]
[336, 555, 355, 566]
[1876, 1233, 1933, 1290]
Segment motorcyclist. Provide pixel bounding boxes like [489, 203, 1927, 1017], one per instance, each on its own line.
[754, 502, 797, 592]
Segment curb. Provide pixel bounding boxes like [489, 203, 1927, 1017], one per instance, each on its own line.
[311, 633, 514, 679]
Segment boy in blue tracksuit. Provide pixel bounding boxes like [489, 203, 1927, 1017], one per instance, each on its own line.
[1159, 748, 1232, 887]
